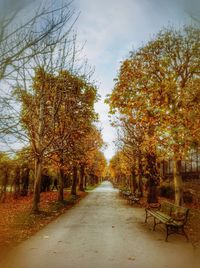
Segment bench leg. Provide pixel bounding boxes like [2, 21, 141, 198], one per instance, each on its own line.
[153, 217, 156, 231]
[165, 225, 169, 242]
[145, 210, 148, 223]
[165, 225, 189, 242]
[181, 226, 189, 242]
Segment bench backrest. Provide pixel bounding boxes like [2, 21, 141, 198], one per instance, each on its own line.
[161, 202, 189, 224]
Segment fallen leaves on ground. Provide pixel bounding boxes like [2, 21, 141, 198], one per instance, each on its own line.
[128, 257, 135, 261]
[0, 191, 87, 256]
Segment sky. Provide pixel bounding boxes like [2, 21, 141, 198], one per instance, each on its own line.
[0, 0, 199, 160]
[73, 0, 199, 160]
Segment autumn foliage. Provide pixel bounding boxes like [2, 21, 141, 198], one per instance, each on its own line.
[108, 25, 200, 205]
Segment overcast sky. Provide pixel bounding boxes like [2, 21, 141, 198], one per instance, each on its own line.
[0, 0, 199, 159]
[73, 0, 199, 160]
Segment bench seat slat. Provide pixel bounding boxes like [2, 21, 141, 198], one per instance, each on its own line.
[147, 210, 172, 223]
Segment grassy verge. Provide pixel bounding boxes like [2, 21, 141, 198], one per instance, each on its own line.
[85, 184, 100, 192]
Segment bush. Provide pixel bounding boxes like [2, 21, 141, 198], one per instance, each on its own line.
[158, 185, 174, 199]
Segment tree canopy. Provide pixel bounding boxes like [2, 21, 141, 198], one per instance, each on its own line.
[108, 25, 200, 205]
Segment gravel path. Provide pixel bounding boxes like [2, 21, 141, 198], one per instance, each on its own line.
[0, 181, 199, 268]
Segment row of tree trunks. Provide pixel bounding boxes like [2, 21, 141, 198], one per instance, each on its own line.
[113, 150, 184, 206]
[71, 165, 92, 195]
[32, 159, 98, 212]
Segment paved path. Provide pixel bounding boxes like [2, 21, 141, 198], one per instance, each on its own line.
[0, 181, 199, 268]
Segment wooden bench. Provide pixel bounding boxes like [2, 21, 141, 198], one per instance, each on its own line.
[120, 190, 131, 199]
[128, 194, 140, 205]
[145, 201, 189, 241]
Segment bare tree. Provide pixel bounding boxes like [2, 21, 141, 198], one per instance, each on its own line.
[0, 0, 81, 212]
[0, 0, 77, 80]
[0, 0, 78, 151]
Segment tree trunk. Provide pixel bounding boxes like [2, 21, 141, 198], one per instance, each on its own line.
[79, 165, 85, 191]
[173, 158, 183, 205]
[20, 167, 29, 196]
[13, 166, 21, 199]
[32, 83, 45, 213]
[136, 156, 143, 197]
[131, 168, 138, 194]
[32, 158, 42, 213]
[84, 174, 87, 189]
[0, 168, 9, 203]
[71, 166, 78, 195]
[95, 175, 99, 185]
[58, 167, 64, 202]
[146, 153, 159, 203]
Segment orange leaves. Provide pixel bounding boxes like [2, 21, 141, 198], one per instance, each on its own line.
[86, 149, 107, 178]
[109, 150, 132, 179]
[0, 191, 86, 252]
[108, 26, 200, 166]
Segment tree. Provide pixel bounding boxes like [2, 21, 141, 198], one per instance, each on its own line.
[15, 68, 59, 211]
[108, 56, 160, 202]
[14, 61, 98, 209]
[108, 25, 200, 205]
[115, 116, 146, 196]
[0, 1, 107, 212]
[48, 71, 98, 199]
[0, 0, 76, 80]
[79, 128, 105, 189]
[109, 150, 131, 188]
[0, 0, 78, 155]
[1, 1, 82, 212]
[86, 150, 107, 185]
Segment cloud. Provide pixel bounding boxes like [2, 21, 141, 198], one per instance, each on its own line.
[75, 0, 197, 160]
[75, 0, 193, 64]
[2, 0, 197, 160]
[0, 0, 35, 17]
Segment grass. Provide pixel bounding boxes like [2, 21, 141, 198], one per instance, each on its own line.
[85, 184, 100, 191]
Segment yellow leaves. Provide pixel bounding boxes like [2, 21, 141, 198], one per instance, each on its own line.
[109, 150, 132, 179]
[15, 64, 102, 173]
[108, 25, 200, 165]
[86, 149, 107, 178]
